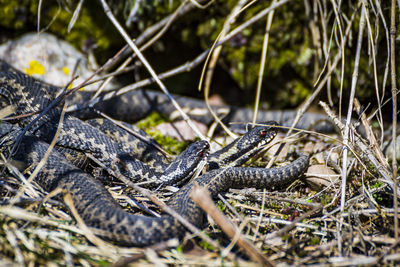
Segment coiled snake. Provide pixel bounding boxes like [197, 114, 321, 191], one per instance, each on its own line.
[0, 61, 309, 246]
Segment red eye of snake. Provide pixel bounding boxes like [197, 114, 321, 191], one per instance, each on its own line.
[198, 151, 203, 157]
[259, 130, 267, 137]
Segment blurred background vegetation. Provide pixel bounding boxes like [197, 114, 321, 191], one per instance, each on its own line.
[0, 0, 398, 120]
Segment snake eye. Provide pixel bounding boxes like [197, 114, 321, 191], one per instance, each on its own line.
[198, 151, 203, 157]
[259, 130, 267, 137]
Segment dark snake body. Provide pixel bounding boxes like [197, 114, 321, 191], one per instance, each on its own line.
[70, 88, 336, 134]
[0, 67, 207, 187]
[0, 61, 310, 246]
[0, 59, 336, 134]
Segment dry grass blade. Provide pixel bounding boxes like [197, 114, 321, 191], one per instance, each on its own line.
[329, 0, 346, 118]
[0, 205, 85, 235]
[390, 0, 398, 241]
[91, 0, 190, 99]
[252, 0, 276, 126]
[338, 4, 366, 253]
[252, 189, 267, 242]
[99, 0, 206, 140]
[198, 0, 249, 138]
[320, 101, 393, 188]
[67, 0, 84, 32]
[364, 2, 385, 141]
[190, 184, 275, 267]
[0, 105, 15, 119]
[9, 103, 67, 206]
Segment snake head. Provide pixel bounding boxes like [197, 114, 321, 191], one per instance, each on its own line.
[161, 140, 209, 186]
[207, 121, 278, 169]
[241, 121, 278, 150]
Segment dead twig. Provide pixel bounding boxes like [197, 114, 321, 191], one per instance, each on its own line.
[199, 0, 250, 138]
[99, 0, 206, 140]
[252, 0, 276, 126]
[190, 184, 275, 267]
[91, 0, 192, 99]
[389, 0, 398, 241]
[320, 101, 394, 190]
[112, 239, 178, 267]
[337, 4, 366, 254]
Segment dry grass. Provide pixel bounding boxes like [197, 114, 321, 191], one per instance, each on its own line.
[1, 0, 399, 266]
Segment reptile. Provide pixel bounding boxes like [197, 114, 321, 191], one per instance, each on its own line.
[0, 63, 279, 186]
[0, 61, 310, 246]
[0, 121, 308, 246]
[0, 65, 209, 187]
[0, 59, 337, 135]
[68, 87, 336, 134]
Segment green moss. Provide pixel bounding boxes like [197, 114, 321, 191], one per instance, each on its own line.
[373, 193, 383, 203]
[0, 0, 38, 29]
[309, 236, 320, 245]
[217, 200, 227, 212]
[45, 4, 114, 52]
[146, 129, 187, 155]
[136, 112, 168, 129]
[199, 238, 215, 251]
[276, 80, 311, 106]
[318, 194, 332, 206]
[135, 112, 188, 154]
[370, 181, 383, 189]
[174, 245, 183, 254]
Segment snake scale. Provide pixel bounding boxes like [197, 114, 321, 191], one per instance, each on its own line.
[69, 85, 336, 134]
[0, 60, 309, 246]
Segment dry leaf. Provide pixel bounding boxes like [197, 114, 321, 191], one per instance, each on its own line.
[305, 164, 339, 190]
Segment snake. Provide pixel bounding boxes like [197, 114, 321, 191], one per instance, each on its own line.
[68, 86, 336, 134]
[0, 64, 209, 187]
[0, 59, 336, 134]
[0, 60, 310, 246]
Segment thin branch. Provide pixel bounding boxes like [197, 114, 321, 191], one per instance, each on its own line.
[9, 103, 67, 206]
[320, 101, 394, 189]
[199, 0, 249, 138]
[252, 0, 276, 125]
[191, 185, 275, 267]
[99, 0, 206, 140]
[92, 0, 191, 99]
[390, 0, 398, 240]
[336, 6, 365, 254]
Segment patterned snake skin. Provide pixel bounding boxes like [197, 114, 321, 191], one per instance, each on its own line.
[0, 66, 207, 187]
[69, 87, 336, 134]
[0, 122, 308, 246]
[0, 61, 310, 246]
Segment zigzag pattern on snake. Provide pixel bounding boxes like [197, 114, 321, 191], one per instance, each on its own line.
[0, 60, 310, 246]
[0, 59, 337, 134]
